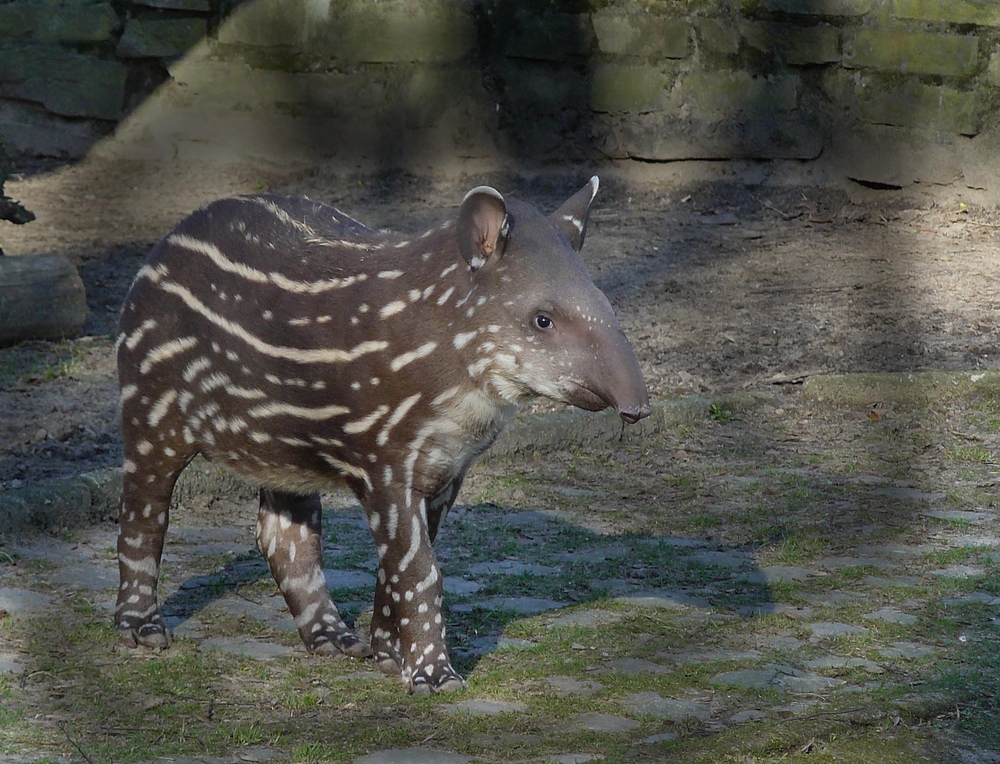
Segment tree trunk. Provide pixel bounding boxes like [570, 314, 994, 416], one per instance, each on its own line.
[0, 254, 88, 346]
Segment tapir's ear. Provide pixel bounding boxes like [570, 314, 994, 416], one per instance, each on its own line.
[458, 186, 509, 271]
[551, 175, 599, 252]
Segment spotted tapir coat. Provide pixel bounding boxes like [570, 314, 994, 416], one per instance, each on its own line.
[114, 178, 650, 693]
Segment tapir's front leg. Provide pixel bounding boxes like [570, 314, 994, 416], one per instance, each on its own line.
[366, 487, 464, 694]
[257, 489, 371, 658]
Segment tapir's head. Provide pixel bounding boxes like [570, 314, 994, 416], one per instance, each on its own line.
[455, 177, 651, 425]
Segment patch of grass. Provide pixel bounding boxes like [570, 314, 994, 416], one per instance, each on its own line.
[944, 445, 994, 464]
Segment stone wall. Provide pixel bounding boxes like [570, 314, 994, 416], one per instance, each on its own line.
[3, 0, 1000, 191]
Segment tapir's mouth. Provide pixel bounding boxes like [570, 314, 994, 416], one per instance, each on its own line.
[566, 382, 652, 424]
[565, 381, 610, 413]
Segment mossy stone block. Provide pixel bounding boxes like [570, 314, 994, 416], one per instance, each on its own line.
[0, 1, 118, 44]
[680, 70, 799, 116]
[826, 70, 981, 135]
[697, 18, 740, 56]
[590, 63, 669, 113]
[759, 0, 871, 15]
[330, 4, 476, 63]
[118, 18, 207, 59]
[505, 11, 593, 61]
[843, 29, 979, 77]
[742, 21, 840, 65]
[892, 0, 1000, 27]
[0, 44, 126, 119]
[593, 12, 689, 58]
[989, 52, 1000, 87]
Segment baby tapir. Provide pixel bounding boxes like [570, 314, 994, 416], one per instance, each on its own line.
[114, 177, 650, 694]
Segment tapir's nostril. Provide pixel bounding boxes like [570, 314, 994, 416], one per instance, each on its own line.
[618, 403, 652, 425]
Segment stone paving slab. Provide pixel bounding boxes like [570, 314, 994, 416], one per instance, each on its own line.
[0, 587, 52, 613]
[354, 750, 472, 764]
[571, 712, 641, 733]
[196, 637, 298, 660]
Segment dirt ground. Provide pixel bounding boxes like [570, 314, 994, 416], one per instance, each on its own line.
[1, 157, 1000, 489]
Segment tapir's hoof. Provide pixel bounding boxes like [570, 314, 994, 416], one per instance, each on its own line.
[433, 676, 467, 694]
[310, 632, 373, 659]
[119, 623, 170, 650]
[376, 656, 402, 675]
[408, 674, 467, 695]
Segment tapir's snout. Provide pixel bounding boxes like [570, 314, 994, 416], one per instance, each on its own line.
[565, 321, 651, 426]
[618, 401, 651, 425]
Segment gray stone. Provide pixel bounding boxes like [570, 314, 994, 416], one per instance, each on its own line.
[710, 665, 843, 693]
[548, 609, 624, 629]
[929, 565, 985, 579]
[236, 748, 285, 762]
[940, 534, 1000, 549]
[869, 486, 944, 502]
[942, 592, 1000, 607]
[443, 577, 482, 596]
[922, 510, 994, 524]
[663, 648, 762, 666]
[0, 652, 24, 675]
[641, 731, 680, 744]
[466, 560, 558, 577]
[442, 698, 526, 716]
[761, 635, 806, 652]
[48, 563, 117, 590]
[737, 603, 814, 619]
[729, 709, 768, 724]
[571, 712, 641, 733]
[166, 617, 206, 640]
[878, 642, 935, 660]
[0, 588, 52, 613]
[808, 622, 869, 639]
[544, 756, 603, 764]
[863, 607, 917, 625]
[324, 570, 371, 590]
[817, 556, 895, 570]
[197, 637, 297, 660]
[613, 590, 708, 610]
[546, 675, 604, 697]
[606, 658, 673, 676]
[861, 575, 922, 589]
[803, 655, 884, 674]
[690, 549, 750, 569]
[208, 597, 284, 623]
[742, 566, 817, 584]
[451, 597, 564, 615]
[354, 750, 472, 764]
[623, 692, 710, 722]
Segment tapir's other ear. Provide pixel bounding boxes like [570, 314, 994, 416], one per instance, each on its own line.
[551, 175, 599, 252]
[458, 186, 509, 271]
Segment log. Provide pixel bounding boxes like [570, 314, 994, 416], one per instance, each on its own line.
[0, 254, 88, 346]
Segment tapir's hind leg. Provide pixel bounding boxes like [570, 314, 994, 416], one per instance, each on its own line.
[257, 489, 372, 658]
[115, 465, 184, 649]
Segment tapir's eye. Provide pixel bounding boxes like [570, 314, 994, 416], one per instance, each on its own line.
[533, 314, 554, 331]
